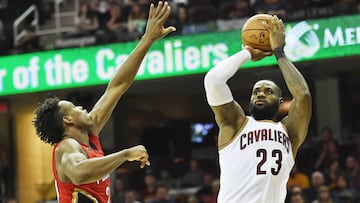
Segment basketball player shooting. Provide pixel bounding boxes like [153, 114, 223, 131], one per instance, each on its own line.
[204, 15, 312, 203]
[32, 2, 175, 202]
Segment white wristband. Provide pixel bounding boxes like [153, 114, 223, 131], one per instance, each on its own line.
[204, 49, 251, 106]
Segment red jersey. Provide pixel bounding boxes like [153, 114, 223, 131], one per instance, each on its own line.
[52, 134, 111, 203]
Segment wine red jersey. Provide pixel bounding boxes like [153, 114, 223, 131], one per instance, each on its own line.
[52, 134, 111, 203]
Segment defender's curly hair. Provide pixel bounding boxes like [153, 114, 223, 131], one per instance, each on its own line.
[33, 96, 65, 145]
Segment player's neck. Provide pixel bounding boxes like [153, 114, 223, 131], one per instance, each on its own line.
[63, 127, 90, 145]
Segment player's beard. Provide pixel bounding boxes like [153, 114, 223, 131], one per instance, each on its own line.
[249, 102, 279, 121]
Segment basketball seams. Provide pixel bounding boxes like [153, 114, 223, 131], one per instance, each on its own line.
[242, 40, 269, 48]
[241, 14, 272, 51]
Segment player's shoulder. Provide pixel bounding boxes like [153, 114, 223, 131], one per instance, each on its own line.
[55, 138, 82, 154]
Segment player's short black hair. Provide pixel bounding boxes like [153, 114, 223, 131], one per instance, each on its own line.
[33, 96, 64, 145]
[254, 79, 283, 97]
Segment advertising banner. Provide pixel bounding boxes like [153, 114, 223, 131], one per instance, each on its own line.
[0, 14, 359, 96]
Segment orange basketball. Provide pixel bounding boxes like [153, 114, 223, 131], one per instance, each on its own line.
[241, 14, 273, 51]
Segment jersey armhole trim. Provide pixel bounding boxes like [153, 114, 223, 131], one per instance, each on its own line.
[280, 122, 289, 135]
[280, 121, 295, 159]
[218, 116, 249, 151]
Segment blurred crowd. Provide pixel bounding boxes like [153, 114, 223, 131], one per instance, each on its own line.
[0, 0, 360, 56]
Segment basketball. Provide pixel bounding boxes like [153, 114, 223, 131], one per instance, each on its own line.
[241, 14, 273, 51]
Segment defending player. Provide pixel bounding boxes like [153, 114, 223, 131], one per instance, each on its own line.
[33, 2, 175, 202]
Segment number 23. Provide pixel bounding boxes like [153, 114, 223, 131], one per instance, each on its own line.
[256, 149, 282, 175]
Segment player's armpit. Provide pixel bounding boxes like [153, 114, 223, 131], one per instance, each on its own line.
[56, 139, 89, 185]
[282, 97, 312, 156]
[212, 101, 246, 149]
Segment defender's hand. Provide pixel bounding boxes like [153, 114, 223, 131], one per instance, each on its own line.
[126, 145, 151, 169]
[143, 1, 176, 42]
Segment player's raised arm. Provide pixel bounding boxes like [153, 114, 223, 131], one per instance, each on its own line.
[263, 16, 312, 156]
[89, 1, 176, 134]
[204, 47, 271, 148]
